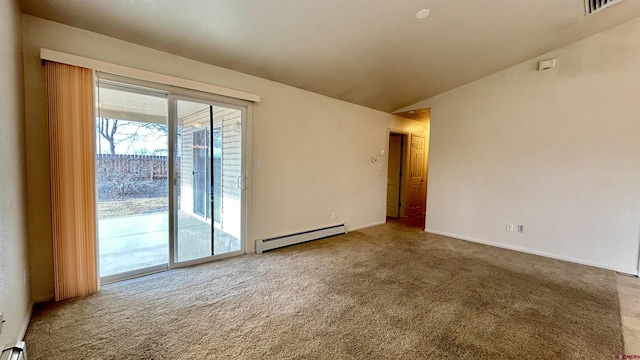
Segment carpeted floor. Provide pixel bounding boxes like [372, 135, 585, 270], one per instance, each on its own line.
[25, 222, 624, 359]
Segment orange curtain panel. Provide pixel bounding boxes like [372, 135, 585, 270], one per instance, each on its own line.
[45, 61, 99, 301]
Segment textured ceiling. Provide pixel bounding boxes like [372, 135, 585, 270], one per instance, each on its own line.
[20, 0, 640, 113]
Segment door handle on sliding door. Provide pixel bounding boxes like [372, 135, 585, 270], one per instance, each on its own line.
[237, 176, 247, 189]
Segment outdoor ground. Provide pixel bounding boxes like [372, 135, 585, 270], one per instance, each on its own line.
[98, 197, 167, 218]
[98, 208, 240, 278]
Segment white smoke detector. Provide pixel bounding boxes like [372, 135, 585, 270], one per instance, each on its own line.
[416, 9, 430, 19]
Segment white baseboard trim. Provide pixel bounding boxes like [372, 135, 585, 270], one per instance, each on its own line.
[347, 221, 386, 232]
[19, 302, 33, 340]
[425, 228, 639, 276]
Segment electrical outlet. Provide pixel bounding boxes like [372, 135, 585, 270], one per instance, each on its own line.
[518, 225, 524, 233]
[331, 212, 336, 220]
[506, 223, 514, 232]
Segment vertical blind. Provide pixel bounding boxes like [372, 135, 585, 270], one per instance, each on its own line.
[46, 61, 99, 301]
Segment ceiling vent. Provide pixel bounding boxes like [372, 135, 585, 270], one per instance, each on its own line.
[585, 0, 624, 15]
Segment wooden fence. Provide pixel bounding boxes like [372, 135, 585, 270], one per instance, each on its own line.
[96, 154, 169, 180]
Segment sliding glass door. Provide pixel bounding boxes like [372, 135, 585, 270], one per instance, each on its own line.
[172, 98, 244, 265]
[96, 74, 246, 282]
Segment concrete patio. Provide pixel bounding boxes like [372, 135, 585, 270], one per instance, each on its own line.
[98, 211, 240, 277]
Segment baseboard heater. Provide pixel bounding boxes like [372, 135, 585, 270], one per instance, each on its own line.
[256, 224, 347, 253]
[1, 341, 27, 360]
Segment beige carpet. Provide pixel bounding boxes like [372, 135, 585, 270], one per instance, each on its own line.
[25, 222, 624, 359]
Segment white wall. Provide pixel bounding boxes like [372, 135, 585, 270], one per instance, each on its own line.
[0, 0, 31, 345]
[401, 16, 640, 275]
[22, 15, 428, 301]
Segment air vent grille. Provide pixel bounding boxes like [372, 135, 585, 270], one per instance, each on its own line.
[585, 0, 624, 15]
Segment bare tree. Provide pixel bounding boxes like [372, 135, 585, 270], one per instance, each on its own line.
[96, 118, 119, 155]
[141, 122, 168, 136]
[96, 119, 167, 155]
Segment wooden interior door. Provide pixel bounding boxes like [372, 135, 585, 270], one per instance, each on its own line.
[408, 135, 426, 217]
[386, 134, 402, 217]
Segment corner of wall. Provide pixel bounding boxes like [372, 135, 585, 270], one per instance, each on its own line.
[0, 0, 32, 346]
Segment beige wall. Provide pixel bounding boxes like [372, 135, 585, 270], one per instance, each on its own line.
[22, 15, 427, 301]
[400, 16, 640, 275]
[0, 0, 31, 344]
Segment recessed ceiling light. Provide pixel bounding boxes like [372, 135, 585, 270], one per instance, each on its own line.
[416, 9, 430, 19]
[408, 110, 415, 114]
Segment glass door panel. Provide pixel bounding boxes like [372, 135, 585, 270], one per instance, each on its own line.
[215, 105, 242, 254]
[175, 100, 212, 262]
[174, 99, 242, 263]
[95, 77, 169, 280]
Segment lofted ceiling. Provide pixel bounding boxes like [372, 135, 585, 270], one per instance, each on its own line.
[19, 0, 640, 113]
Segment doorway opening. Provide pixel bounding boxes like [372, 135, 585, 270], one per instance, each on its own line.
[386, 132, 406, 218]
[386, 128, 429, 230]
